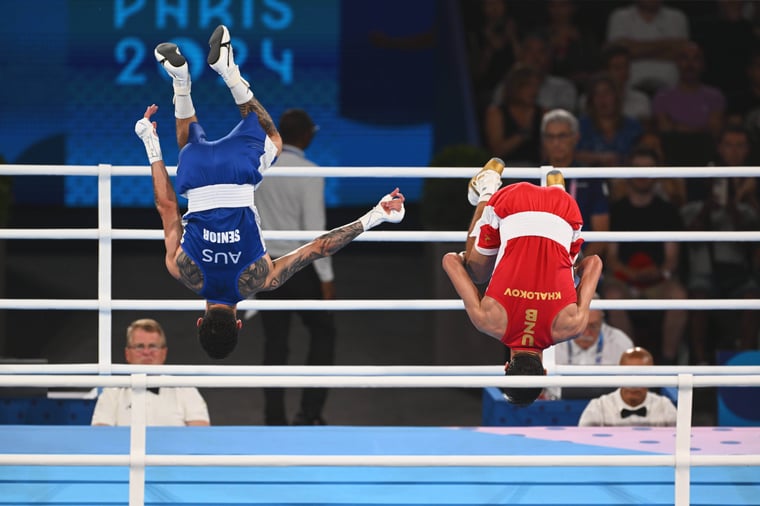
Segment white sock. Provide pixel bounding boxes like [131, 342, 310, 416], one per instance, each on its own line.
[229, 81, 253, 105]
[174, 95, 196, 119]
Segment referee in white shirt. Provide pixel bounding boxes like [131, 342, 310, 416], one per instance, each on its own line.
[254, 109, 337, 426]
[578, 346, 677, 427]
[91, 319, 210, 426]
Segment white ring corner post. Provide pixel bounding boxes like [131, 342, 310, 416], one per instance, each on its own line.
[97, 164, 113, 375]
[129, 373, 147, 506]
[100, 165, 146, 504]
[674, 373, 694, 506]
[538, 164, 560, 373]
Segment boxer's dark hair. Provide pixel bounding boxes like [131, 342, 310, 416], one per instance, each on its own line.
[503, 352, 545, 407]
[198, 308, 238, 359]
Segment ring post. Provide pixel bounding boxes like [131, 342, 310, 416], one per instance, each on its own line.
[674, 373, 694, 506]
[129, 373, 147, 506]
[97, 164, 113, 375]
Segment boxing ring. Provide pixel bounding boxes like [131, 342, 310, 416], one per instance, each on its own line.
[0, 164, 759, 506]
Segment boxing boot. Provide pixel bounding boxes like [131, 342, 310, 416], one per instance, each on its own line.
[208, 24, 250, 89]
[468, 157, 505, 206]
[154, 43, 190, 96]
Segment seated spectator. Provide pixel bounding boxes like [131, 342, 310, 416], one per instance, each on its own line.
[693, 0, 756, 100]
[545, 294, 634, 400]
[635, 130, 666, 167]
[602, 149, 688, 365]
[465, 0, 518, 123]
[712, 125, 760, 212]
[696, 125, 760, 211]
[637, 133, 687, 207]
[609, 138, 686, 208]
[606, 0, 690, 95]
[484, 64, 544, 166]
[578, 346, 678, 426]
[653, 41, 726, 139]
[726, 47, 760, 153]
[493, 31, 578, 113]
[541, 108, 609, 258]
[91, 319, 210, 426]
[578, 43, 652, 125]
[576, 72, 644, 168]
[543, 0, 600, 88]
[681, 157, 760, 363]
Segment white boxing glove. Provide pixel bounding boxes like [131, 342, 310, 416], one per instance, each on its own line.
[134, 117, 163, 164]
[359, 193, 406, 231]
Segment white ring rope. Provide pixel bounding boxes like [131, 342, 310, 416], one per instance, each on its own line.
[3, 164, 760, 178]
[1, 453, 757, 468]
[0, 298, 759, 311]
[0, 364, 757, 376]
[0, 374, 759, 389]
[2, 229, 760, 242]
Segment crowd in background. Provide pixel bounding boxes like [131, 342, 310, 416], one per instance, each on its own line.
[461, 0, 760, 365]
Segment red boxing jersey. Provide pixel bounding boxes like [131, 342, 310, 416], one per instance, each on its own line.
[474, 182, 584, 351]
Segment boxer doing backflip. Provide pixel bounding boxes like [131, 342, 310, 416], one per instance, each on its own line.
[134, 25, 405, 359]
[442, 158, 603, 406]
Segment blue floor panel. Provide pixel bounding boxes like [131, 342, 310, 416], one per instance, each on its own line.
[0, 426, 758, 505]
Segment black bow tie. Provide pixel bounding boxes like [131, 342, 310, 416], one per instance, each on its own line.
[621, 406, 647, 418]
[147, 387, 160, 395]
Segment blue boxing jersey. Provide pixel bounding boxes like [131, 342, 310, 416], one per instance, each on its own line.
[176, 114, 276, 193]
[176, 114, 279, 305]
[180, 207, 265, 305]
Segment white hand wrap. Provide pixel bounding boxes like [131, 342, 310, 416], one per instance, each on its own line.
[359, 193, 406, 231]
[134, 118, 163, 164]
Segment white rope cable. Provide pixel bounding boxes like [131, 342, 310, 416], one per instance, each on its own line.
[2, 228, 760, 242]
[0, 298, 759, 311]
[1, 364, 756, 376]
[4, 164, 760, 178]
[1, 374, 759, 388]
[1, 453, 758, 467]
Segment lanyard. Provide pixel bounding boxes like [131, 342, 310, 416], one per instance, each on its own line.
[567, 327, 604, 365]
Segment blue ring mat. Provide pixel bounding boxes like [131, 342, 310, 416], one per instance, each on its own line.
[0, 425, 758, 505]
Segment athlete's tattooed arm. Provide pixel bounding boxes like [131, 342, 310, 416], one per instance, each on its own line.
[261, 222, 364, 292]
[238, 256, 272, 298]
[238, 97, 282, 155]
[176, 251, 204, 293]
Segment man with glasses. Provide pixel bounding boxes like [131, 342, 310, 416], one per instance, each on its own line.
[91, 319, 210, 426]
[541, 109, 609, 259]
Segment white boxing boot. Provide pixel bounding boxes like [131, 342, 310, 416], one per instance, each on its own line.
[154, 43, 190, 96]
[467, 157, 505, 206]
[208, 25, 250, 89]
